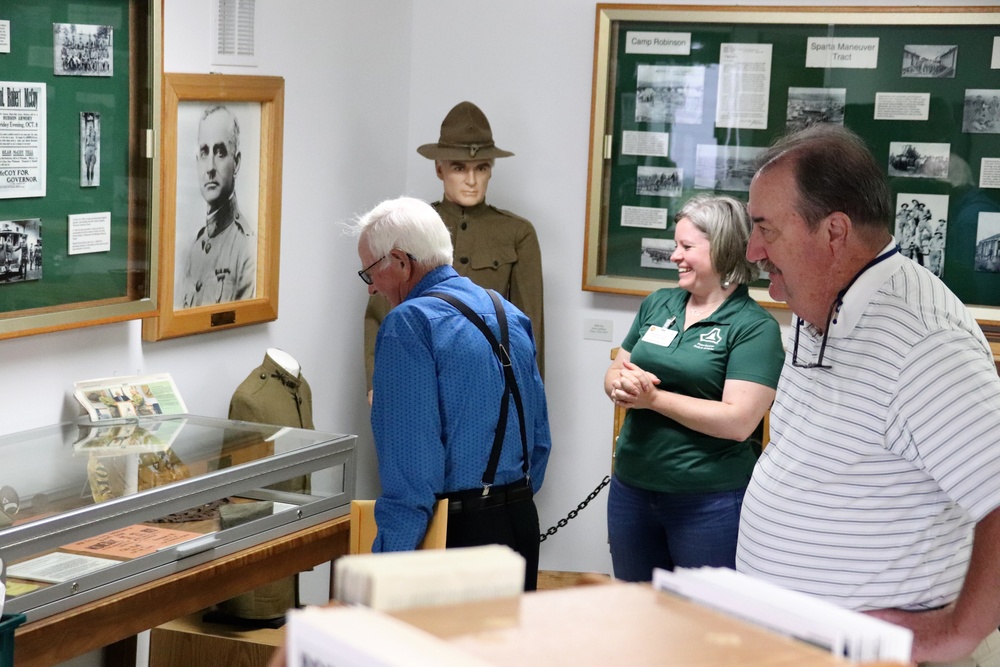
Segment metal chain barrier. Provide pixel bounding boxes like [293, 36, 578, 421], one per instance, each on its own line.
[539, 475, 611, 542]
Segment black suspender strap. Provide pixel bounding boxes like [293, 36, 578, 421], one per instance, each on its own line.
[425, 290, 530, 495]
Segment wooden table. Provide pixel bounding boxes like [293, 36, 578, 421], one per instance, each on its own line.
[12, 515, 350, 667]
[389, 583, 907, 667]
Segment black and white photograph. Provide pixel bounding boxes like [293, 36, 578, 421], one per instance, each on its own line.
[962, 89, 1000, 134]
[53, 23, 113, 77]
[0, 218, 42, 284]
[636, 166, 683, 197]
[640, 237, 677, 269]
[786, 87, 845, 132]
[887, 142, 950, 179]
[694, 144, 763, 192]
[635, 64, 705, 125]
[901, 45, 957, 78]
[895, 193, 949, 278]
[173, 101, 261, 310]
[80, 112, 101, 187]
[974, 212, 1000, 273]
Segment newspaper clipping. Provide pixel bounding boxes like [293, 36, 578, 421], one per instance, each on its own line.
[0, 82, 46, 199]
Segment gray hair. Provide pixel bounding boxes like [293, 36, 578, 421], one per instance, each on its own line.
[675, 194, 758, 285]
[200, 105, 240, 154]
[755, 124, 892, 242]
[352, 197, 453, 268]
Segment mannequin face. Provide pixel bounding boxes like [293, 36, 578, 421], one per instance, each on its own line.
[436, 159, 492, 207]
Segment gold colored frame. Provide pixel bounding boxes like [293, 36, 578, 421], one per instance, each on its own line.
[143, 73, 284, 341]
[583, 5, 1000, 340]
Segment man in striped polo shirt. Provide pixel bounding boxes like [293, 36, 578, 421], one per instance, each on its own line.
[737, 124, 1000, 667]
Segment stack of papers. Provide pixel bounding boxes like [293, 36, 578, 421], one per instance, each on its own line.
[287, 605, 492, 667]
[653, 567, 913, 663]
[333, 544, 524, 612]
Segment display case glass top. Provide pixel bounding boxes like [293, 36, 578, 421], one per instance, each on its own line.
[0, 415, 355, 621]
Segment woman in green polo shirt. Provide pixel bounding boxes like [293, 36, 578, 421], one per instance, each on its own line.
[604, 194, 784, 582]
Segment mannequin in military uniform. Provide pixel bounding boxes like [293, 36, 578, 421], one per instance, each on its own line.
[177, 105, 257, 309]
[363, 101, 544, 398]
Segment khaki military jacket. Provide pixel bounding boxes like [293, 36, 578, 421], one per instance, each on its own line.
[363, 199, 544, 390]
[229, 352, 314, 430]
[179, 194, 256, 308]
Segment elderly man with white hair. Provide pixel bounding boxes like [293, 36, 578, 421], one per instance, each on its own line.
[352, 196, 551, 591]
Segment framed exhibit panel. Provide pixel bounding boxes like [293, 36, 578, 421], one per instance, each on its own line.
[583, 5, 1000, 334]
[0, 0, 161, 339]
[142, 73, 284, 341]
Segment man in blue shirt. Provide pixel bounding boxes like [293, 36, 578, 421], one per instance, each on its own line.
[353, 196, 551, 590]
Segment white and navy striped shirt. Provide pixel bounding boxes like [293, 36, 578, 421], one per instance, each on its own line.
[736, 243, 1000, 611]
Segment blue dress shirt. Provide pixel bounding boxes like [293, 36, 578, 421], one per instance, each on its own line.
[371, 265, 551, 552]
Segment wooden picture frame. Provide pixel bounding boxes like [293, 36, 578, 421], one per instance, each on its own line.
[143, 73, 284, 341]
[583, 4, 1000, 337]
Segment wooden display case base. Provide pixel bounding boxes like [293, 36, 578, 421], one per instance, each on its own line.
[149, 613, 284, 667]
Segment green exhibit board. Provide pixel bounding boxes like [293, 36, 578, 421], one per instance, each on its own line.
[584, 6, 1000, 323]
[0, 0, 155, 335]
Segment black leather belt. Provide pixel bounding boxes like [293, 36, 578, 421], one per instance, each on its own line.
[440, 479, 533, 514]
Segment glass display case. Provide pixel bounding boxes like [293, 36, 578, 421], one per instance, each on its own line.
[0, 416, 355, 623]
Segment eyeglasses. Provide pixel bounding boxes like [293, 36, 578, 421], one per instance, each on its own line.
[791, 312, 832, 370]
[357, 255, 388, 285]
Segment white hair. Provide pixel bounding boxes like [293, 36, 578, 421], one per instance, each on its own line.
[352, 197, 453, 268]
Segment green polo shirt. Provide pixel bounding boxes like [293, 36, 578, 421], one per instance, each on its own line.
[615, 285, 783, 493]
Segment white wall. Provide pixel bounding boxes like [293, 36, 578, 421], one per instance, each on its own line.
[5, 2, 991, 664]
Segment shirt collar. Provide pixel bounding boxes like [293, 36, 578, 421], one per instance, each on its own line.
[671, 283, 750, 325]
[828, 239, 904, 337]
[406, 264, 459, 301]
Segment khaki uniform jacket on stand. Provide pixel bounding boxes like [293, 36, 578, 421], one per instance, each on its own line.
[364, 198, 545, 391]
[213, 351, 314, 621]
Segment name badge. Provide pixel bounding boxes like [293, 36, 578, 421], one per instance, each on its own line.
[641, 324, 677, 347]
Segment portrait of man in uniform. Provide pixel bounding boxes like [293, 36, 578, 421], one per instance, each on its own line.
[173, 102, 261, 309]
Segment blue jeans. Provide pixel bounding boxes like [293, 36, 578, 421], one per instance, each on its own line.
[607, 474, 745, 582]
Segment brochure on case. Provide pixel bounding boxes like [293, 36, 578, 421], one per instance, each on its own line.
[74, 373, 187, 422]
[7, 552, 116, 584]
[61, 524, 202, 560]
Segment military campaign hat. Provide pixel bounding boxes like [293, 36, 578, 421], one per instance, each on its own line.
[417, 101, 514, 161]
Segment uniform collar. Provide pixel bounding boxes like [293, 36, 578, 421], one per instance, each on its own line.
[436, 198, 489, 219]
[262, 352, 301, 390]
[205, 193, 241, 239]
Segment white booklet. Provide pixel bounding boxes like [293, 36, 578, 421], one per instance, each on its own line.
[74, 373, 187, 422]
[7, 552, 116, 584]
[653, 567, 913, 664]
[287, 605, 494, 667]
[333, 544, 525, 612]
